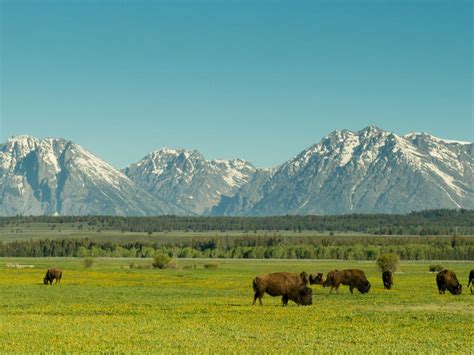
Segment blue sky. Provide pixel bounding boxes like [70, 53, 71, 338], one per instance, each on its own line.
[1, 0, 472, 168]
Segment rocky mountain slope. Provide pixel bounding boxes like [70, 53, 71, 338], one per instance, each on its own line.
[1, 127, 472, 216]
[212, 126, 473, 215]
[123, 148, 257, 214]
[0, 136, 184, 216]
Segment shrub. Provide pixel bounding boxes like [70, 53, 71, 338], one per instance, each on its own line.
[376, 253, 400, 272]
[429, 264, 444, 272]
[152, 253, 172, 269]
[204, 263, 218, 269]
[83, 257, 94, 268]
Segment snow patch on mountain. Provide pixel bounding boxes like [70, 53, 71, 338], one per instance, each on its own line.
[0, 136, 184, 216]
[212, 126, 473, 215]
[124, 149, 257, 214]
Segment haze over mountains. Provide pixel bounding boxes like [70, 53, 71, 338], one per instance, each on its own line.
[0, 126, 472, 216]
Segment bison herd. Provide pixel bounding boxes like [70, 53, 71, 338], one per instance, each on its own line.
[252, 268, 473, 306]
[41, 266, 472, 306]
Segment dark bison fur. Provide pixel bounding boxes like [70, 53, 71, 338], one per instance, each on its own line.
[309, 273, 324, 285]
[252, 272, 312, 306]
[323, 269, 371, 294]
[468, 270, 474, 294]
[382, 270, 393, 290]
[43, 268, 62, 285]
[436, 269, 462, 295]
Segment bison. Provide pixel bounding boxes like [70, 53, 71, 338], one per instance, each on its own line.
[309, 273, 324, 285]
[323, 269, 371, 294]
[43, 268, 62, 285]
[468, 270, 474, 294]
[382, 270, 393, 290]
[252, 271, 312, 306]
[436, 269, 462, 295]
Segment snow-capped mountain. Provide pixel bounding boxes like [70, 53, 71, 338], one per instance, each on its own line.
[0, 136, 184, 216]
[212, 126, 473, 215]
[123, 148, 258, 214]
[1, 127, 472, 216]
[209, 168, 273, 216]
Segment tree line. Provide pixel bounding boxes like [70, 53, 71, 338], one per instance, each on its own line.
[1, 235, 472, 260]
[1, 209, 473, 235]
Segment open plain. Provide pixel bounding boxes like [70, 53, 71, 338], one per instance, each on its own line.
[0, 258, 472, 352]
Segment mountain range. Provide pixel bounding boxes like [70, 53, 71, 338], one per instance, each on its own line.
[0, 126, 472, 216]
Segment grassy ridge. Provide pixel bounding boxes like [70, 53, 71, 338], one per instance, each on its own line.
[0, 258, 472, 352]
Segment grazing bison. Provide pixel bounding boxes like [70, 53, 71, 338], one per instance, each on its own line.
[252, 272, 312, 306]
[382, 270, 393, 290]
[468, 270, 474, 294]
[436, 269, 462, 295]
[309, 273, 324, 285]
[323, 269, 371, 294]
[43, 268, 62, 285]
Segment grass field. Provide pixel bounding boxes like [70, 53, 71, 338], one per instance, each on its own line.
[0, 258, 472, 352]
[0, 221, 375, 243]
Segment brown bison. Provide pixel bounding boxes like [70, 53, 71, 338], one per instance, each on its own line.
[323, 269, 371, 294]
[436, 269, 462, 295]
[468, 270, 474, 294]
[252, 272, 312, 306]
[382, 270, 393, 290]
[43, 268, 62, 285]
[309, 273, 324, 285]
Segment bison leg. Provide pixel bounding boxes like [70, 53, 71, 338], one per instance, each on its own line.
[281, 295, 289, 306]
[349, 285, 354, 294]
[252, 292, 262, 305]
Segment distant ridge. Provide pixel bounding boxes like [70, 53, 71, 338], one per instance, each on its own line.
[211, 126, 473, 215]
[1, 126, 472, 216]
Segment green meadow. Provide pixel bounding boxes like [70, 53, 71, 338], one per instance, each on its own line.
[0, 258, 472, 352]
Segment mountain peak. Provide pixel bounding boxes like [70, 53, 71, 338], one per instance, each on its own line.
[8, 134, 37, 141]
[1, 128, 472, 217]
[124, 147, 258, 214]
[149, 147, 204, 161]
[404, 132, 472, 145]
[0, 136, 184, 216]
[357, 125, 386, 138]
[5, 134, 39, 147]
[325, 126, 386, 141]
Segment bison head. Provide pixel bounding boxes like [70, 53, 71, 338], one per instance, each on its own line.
[43, 277, 48, 285]
[297, 287, 313, 306]
[309, 273, 324, 285]
[358, 281, 371, 294]
[451, 284, 462, 295]
[323, 270, 337, 288]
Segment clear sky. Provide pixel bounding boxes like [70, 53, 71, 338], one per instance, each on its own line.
[0, 0, 472, 169]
